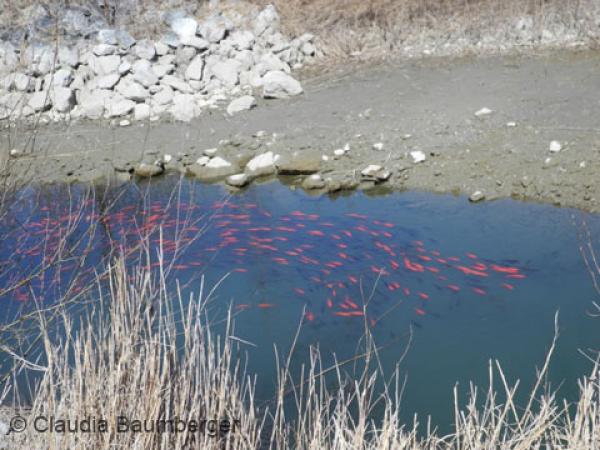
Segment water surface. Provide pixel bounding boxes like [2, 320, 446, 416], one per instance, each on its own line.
[0, 177, 598, 432]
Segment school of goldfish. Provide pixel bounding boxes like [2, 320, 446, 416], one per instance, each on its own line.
[0, 192, 528, 327]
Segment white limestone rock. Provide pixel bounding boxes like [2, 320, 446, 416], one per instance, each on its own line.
[245, 151, 280, 177]
[262, 70, 303, 98]
[185, 55, 204, 81]
[226, 95, 256, 115]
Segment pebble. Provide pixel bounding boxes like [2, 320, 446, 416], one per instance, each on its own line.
[549, 140, 562, 153]
[196, 156, 210, 166]
[204, 148, 218, 157]
[474, 107, 493, 117]
[226, 173, 250, 187]
[469, 191, 485, 202]
[410, 150, 426, 163]
[372, 142, 384, 151]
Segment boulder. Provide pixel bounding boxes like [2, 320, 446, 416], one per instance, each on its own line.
[302, 174, 326, 190]
[135, 163, 164, 177]
[51, 87, 74, 112]
[134, 103, 151, 121]
[185, 55, 204, 81]
[198, 15, 233, 43]
[262, 70, 303, 98]
[245, 151, 280, 177]
[28, 91, 52, 112]
[188, 157, 239, 180]
[132, 60, 158, 87]
[93, 44, 116, 56]
[170, 93, 196, 121]
[254, 5, 280, 37]
[226, 95, 256, 115]
[153, 86, 174, 105]
[106, 95, 135, 118]
[229, 30, 255, 50]
[97, 73, 121, 89]
[134, 40, 156, 60]
[210, 59, 241, 86]
[180, 35, 209, 50]
[51, 68, 73, 87]
[161, 75, 193, 93]
[171, 17, 198, 40]
[226, 173, 250, 187]
[115, 78, 149, 102]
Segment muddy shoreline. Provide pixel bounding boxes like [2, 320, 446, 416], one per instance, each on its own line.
[2, 50, 599, 213]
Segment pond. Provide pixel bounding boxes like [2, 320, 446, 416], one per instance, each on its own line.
[0, 176, 599, 433]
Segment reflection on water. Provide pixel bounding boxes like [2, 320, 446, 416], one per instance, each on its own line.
[0, 176, 599, 432]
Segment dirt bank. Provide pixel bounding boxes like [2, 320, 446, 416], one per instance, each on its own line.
[2, 50, 599, 212]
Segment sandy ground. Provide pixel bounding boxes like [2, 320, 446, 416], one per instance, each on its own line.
[2, 50, 599, 212]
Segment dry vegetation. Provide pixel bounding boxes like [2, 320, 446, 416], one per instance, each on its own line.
[1, 0, 599, 60]
[0, 232, 598, 449]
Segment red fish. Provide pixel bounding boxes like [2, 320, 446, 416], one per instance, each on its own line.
[305, 311, 315, 322]
[258, 303, 275, 309]
[415, 308, 426, 316]
[472, 287, 487, 296]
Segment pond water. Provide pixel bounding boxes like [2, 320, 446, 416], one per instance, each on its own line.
[0, 176, 599, 433]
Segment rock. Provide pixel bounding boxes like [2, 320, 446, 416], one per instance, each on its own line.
[175, 46, 197, 65]
[188, 156, 239, 180]
[333, 148, 346, 157]
[469, 191, 485, 202]
[14, 73, 32, 91]
[475, 107, 493, 117]
[170, 93, 196, 121]
[254, 5, 280, 37]
[302, 173, 326, 190]
[151, 63, 173, 79]
[155, 41, 170, 56]
[211, 59, 241, 87]
[259, 53, 290, 74]
[180, 35, 209, 50]
[28, 91, 52, 112]
[161, 75, 193, 93]
[91, 55, 121, 76]
[549, 140, 562, 153]
[97, 73, 121, 89]
[116, 60, 130, 75]
[262, 71, 303, 98]
[153, 86, 174, 105]
[171, 17, 198, 40]
[80, 93, 106, 119]
[58, 46, 79, 67]
[506, 121, 517, 127]
[410, 150, 426, 163]
[93, 44, 116, 56]
[372, 142, 384, 151]
[226, 173, 250, 187]
[301, 42, 316, 56]
[196, 156, 210, 166]
[51, 87, 74, 112]
[204, 148, 218, 156]
[51, 68, 73, 87]
[229, 30, 255, 50]
[135, 163, 164, 177]
[275, 151, 321, 174]
[119, 119, 131, 127]
[134, 103, 151, 120]
[184, 55, 204, 81]
[116, 78, 149, 101]
[198, 15, 232, 43]
[227, 95, 256, 115]
[115, 30, 136, 49]
[134, 39, 156, 60]
[361, 164, 391, 181]
[245, 151, 280, 177]
[97, 29, 118, 45]
[106, 95, 135, 118]
[132, 60, 158, 87]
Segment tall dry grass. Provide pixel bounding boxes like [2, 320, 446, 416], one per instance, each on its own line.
[1, 239, 599, 449]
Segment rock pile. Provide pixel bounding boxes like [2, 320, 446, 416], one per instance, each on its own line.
[0, 5, 317, 122]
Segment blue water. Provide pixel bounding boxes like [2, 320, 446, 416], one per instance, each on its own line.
[0, 176, 598, 433]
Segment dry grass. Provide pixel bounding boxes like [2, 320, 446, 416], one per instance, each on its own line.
[2, 0, 599, 61]
[1, 238, 599, 449]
